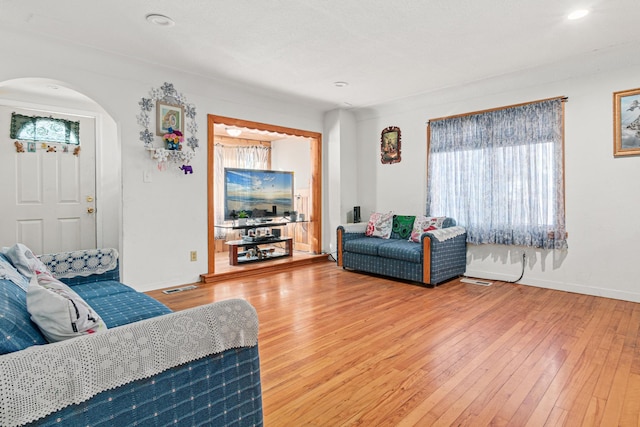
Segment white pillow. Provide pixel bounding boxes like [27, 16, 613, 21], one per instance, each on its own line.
[409, 216, 447, 242]
[365, 211, 394, 239]
[26, 273, 108, 343]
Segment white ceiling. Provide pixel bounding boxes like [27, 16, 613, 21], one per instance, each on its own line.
[1, 1, 640, 111]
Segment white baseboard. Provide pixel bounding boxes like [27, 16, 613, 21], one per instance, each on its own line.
[464, 269, 640, 303]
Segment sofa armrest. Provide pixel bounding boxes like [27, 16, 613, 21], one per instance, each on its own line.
[422, 225, 466, 242]
[336, 224, 368, 266]
[421, 226, 468, 285]
[338, 223, 368, 234]
[38, 248, 120, 284]
[0, 298, 258, 427]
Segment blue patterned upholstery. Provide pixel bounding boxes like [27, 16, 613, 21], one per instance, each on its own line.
[59, 267, 121, 286]
[429, 233, 468, 285]
[0, 248, 263, 426]
[0, 280, 48, 355]
[26, 346, 263, 427]
[343, 252, 425, 282]
[377, 240, 423, 263]
[73, 280, 172, 328]
[343, 237, 394, 256]
[338, 216, 467, 286]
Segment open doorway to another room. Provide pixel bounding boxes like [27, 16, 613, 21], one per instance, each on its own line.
[203, 115, 323, 282]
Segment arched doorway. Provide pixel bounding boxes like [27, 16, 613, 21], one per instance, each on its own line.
[0, 78, 121, 253]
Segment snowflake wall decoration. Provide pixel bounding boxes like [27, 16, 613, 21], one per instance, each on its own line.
[138, 82, 199, 173]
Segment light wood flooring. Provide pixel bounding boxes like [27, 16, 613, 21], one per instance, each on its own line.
[148, 261, 640, 426]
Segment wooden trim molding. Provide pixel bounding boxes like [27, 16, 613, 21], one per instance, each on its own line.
[422, 237, 431, 284]
[205, 115, 322, 277]
[337, 228, 344, 267]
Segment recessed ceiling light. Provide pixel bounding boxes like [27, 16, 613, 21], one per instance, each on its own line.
[568, 9, 589, 20]
[334, 81, 349, 88]
[145, 13, 175, 27]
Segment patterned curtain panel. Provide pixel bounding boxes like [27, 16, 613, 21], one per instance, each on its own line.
[213, 144, 270, 238]
[427, 98, 567, 249]
[10, 113, 80, 144]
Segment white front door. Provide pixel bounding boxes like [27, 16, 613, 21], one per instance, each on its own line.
[0, 106, 96, 254]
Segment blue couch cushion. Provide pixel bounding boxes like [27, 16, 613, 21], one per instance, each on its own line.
[74, 281, 172, 328]
[0, 280, 47, 354]
[377, 240, 423, 263]
[343, 237, 394, 256]
[0, 254, 48, 354]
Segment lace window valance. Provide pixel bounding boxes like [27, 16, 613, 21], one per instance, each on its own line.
[10, 113, 80, 145]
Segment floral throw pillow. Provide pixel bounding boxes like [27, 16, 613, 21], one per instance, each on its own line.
[409, 216, 447, 242]
[365, 212, 394, 239]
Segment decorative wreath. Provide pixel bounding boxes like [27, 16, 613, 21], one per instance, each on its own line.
[137, 82, 198, 172]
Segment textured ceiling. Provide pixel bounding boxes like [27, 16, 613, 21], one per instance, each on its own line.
[1, 0, 640, 110]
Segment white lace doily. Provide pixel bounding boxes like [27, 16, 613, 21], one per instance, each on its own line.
[0, 298, 259, 427]
[425, 225, 466, 242]
[38, 248, 119, 279]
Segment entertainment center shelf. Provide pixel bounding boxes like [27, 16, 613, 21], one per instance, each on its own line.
[216, 220, 306, 266]
[226, 237, 292, 265]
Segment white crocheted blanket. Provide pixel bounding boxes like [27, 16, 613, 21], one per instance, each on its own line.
[39, 248, 119, 279]
[425, 225, 466, 242]
[0, 298, 259, 427]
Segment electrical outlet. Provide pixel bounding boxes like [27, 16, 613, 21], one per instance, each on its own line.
[190, 251, 197, 261]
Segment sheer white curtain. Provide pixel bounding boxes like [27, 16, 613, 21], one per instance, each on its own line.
[214, 144, 270, 238]
[427, 98, 567, 249]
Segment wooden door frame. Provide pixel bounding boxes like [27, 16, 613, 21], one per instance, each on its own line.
[205, 114, 322, 276]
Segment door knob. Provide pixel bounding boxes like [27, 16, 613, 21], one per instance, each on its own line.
[87, 208, 95, 214]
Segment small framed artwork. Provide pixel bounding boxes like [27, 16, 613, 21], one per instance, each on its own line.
[381, 126, 401, 164]
[156, 101, 185, 136]
[613, 87, 640, 157]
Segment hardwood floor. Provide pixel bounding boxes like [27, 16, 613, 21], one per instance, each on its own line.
[147, 262, 640, 426]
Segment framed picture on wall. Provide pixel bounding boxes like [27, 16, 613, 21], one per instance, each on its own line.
[613, 87, 640, 157]
[156, 101, 185, 136]
[381, 126, 401, 164]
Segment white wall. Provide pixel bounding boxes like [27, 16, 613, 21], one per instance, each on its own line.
[271, 137, 311, 192]
[1, 29, 325, 291]
[354, 61, 640, 302]
[323, 109, 358, 255]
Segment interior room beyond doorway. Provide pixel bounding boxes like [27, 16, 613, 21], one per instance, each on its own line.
[203, 115, 323, 282]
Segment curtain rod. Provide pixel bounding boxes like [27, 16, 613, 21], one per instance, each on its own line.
[426, 96, 568, 124]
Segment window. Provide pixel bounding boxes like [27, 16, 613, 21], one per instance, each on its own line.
[427, 98, 567, 249]
[10, 113, 80, 145]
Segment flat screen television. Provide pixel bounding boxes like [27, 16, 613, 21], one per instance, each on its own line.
[224, 168, 294, 219]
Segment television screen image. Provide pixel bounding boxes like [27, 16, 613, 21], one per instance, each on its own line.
[224, 168, 294, 219]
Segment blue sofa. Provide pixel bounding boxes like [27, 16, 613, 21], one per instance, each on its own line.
[0, 247, 263, 427]
[337, 216, 467, 286]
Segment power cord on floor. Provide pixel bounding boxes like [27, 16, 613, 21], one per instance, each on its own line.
[325, 252, 336, 262]
[462, 253, 526, 284]
[504, 253, 526, 283]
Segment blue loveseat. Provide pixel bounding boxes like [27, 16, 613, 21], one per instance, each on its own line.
[0, 247, 263, 427]
[337, 216, 467, 286]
